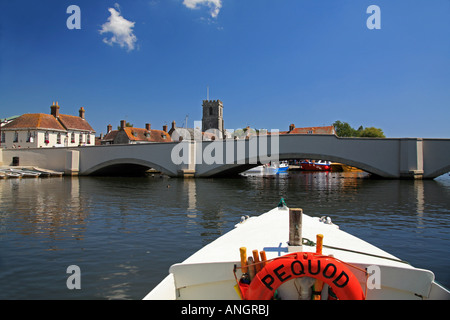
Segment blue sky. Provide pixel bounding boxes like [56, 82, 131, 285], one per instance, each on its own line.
[0, 0, 449, 138]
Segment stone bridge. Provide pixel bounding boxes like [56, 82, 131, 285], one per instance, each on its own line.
[1, 135, 449, 179]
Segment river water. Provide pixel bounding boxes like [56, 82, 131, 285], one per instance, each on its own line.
[1, 171, 449, 299]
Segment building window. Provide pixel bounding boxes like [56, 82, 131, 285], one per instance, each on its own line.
[44, 132, 49, 144]
[71, 132, 75, 143]
[26, 131, 34, 142]
[13, 132, 19, 142]
[57, 133, 61, 144]
[87, 134, 91, 144]
[209, 106, 213, 116]
[1, 132, 5, 143]
[308, 130, 313, 134]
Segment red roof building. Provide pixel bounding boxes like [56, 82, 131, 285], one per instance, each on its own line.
[101, 121, 172, 145]
[1, 102, 96, 148]
[281, 124, 336, 135]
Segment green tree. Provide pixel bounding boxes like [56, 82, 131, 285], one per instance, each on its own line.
[359, 127, 385, 138]
[333, 121, 357, 137]
[117, 122, 133, 130]
[333, 121, 385, 138]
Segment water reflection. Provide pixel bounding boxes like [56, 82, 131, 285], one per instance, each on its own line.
[0, 178, 88, 248]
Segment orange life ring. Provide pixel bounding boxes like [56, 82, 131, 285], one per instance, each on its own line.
[243, 252, 365, 300]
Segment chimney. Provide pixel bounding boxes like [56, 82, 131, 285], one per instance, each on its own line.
[145, 123, 151, 131]
[171, 121, 176, 130]
[107, 124, 112, 133]
[289, 124, 295, 132]
[163, 125, 168, 132]
[50, 101, 60, 118]
[79, 107, 85, 119]
[120, 120, 126, 130]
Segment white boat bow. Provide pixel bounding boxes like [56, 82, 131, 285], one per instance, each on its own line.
[144, 206, 450, 300]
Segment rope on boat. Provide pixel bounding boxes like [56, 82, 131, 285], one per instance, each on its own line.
[301, 237, 410, 265]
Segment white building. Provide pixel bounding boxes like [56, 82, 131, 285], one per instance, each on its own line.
[0, 102, 96, 149]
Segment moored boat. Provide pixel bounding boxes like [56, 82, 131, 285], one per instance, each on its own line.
[0, 169, 22, 178]
[300, 160, 331, 171]
[242, 162, 289, 176]
[144, 205, 450, 300]
[277, 161, 289, 173]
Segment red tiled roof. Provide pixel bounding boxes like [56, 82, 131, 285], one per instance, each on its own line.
[103, 127, 172, 143]
[123, 127, 172, 142]
[58, 114, 95, 132]
[102, 130, 119, 141]
[283, 125, 335, 135]
[2, 113, 66, 131]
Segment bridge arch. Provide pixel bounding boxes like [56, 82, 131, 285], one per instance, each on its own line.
[194, 135, 401, 178]
[278, 152, 391, 177]
[425, 164, 450, 179]
[82, 158, 174, 176]
[197, 152, 393, 178]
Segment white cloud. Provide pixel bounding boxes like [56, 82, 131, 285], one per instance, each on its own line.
[183, 0, 222, 18]
[99, 5, 137, 51]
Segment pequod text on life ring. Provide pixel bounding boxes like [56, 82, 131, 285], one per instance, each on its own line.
[244, 252, 365, 300]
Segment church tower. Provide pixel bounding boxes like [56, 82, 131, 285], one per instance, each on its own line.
[202, 100, 224, 137]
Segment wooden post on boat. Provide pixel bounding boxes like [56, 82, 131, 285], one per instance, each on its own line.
[259, 251, 267, 267]
[312, 234, 324, 300]
[289, 208, 303, 250]
[247, 257, 256, 281]
[240, 247, 248, 273]
[252, 249, 262, 273]
[239, 247, 251, 284]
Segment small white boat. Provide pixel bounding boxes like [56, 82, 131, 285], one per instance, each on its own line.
[242, 162, 289, 176]
[0, 169, 22, 178]
[19, 170, 41, 178]
[2, 168, 41, 178]
[144, 205, 450, 300]
[277, 161, 289, 173]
